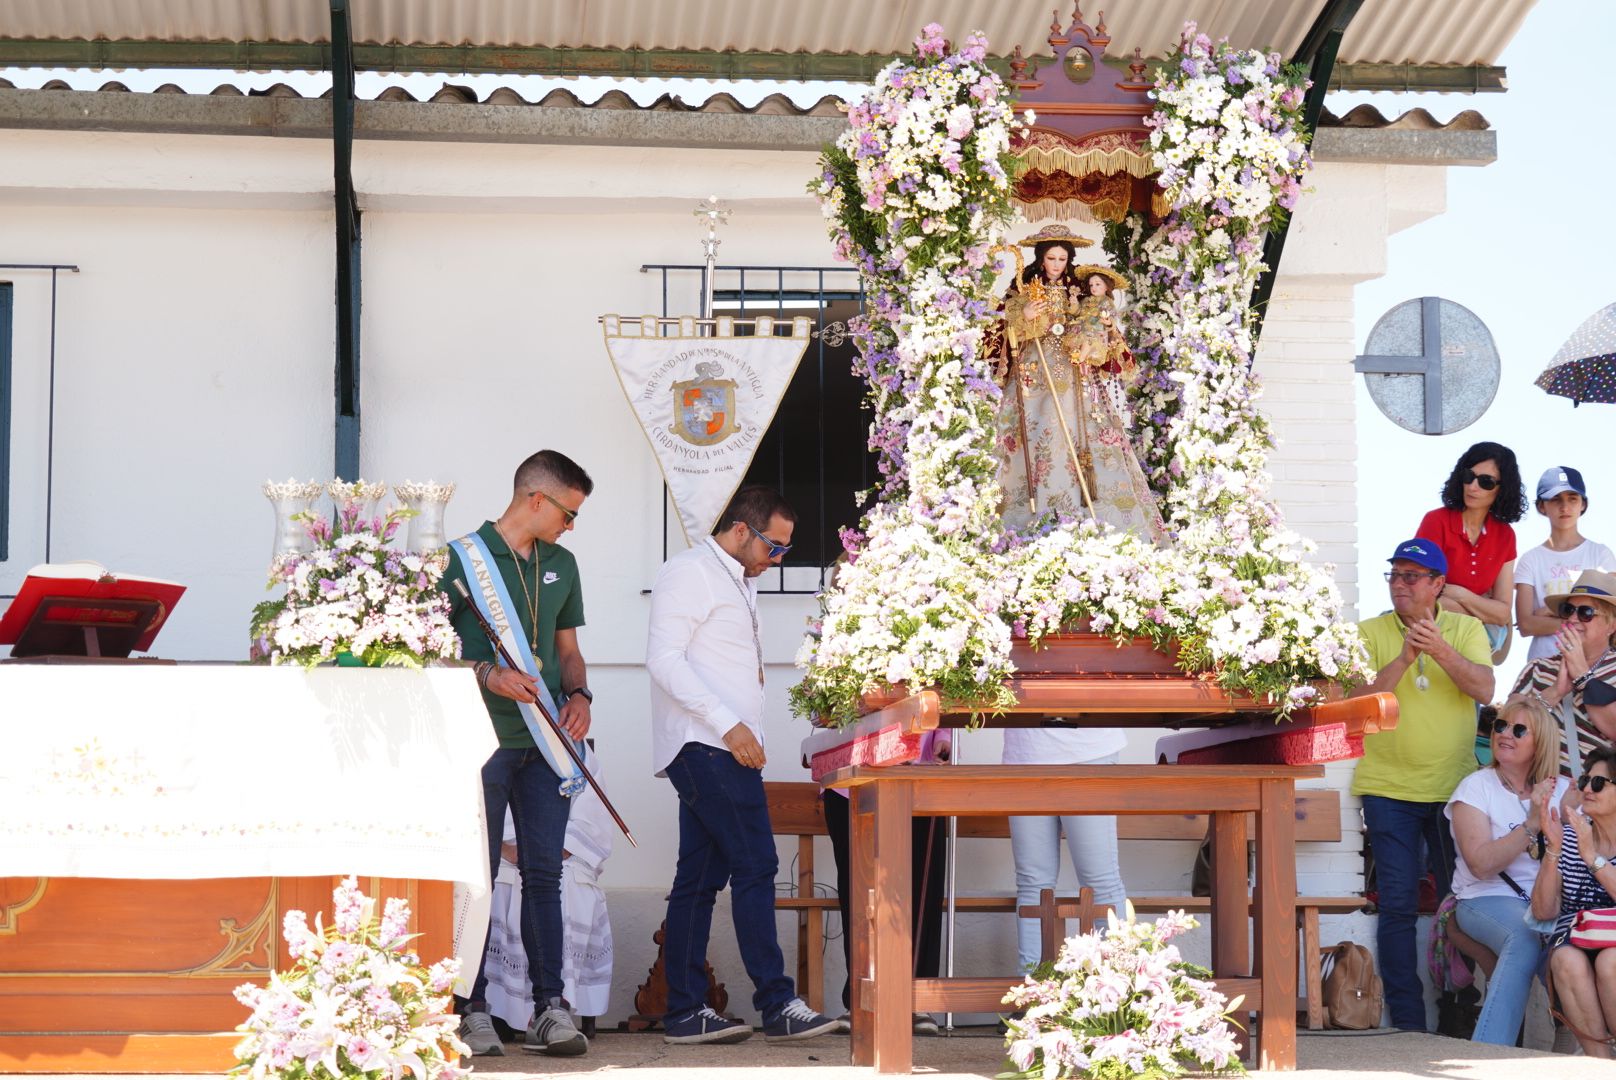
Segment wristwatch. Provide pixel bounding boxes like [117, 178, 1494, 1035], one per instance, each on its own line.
[1527, 831, 1548, 861]
[1593, 854, 1609, 874]
[565, 687, 594, 705]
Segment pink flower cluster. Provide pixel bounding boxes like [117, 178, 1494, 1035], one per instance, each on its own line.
[233, 876, 466, 1080]
[254, 504, 459, 668]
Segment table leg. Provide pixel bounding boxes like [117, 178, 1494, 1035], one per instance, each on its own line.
[1303, 906, 1323, 1030]
[849, 788, 876, 1067]
[1209, 807, 1251, 1061]
[870, 779, 914, 1075]
[1209, 809, 1250, 976]
[1254, 778, 1298, 1069]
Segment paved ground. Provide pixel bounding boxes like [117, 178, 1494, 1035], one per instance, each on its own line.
[449, 1026, 1616, 1078]
[18, 1027, 1615, 1078]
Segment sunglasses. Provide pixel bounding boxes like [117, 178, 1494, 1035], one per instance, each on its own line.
[746, 522, 792, 559]
[1460, 469, 1500, 491]
[1384, 570, 1439, 585]
[1560, 601, 1603, 623]
[536, 491, 578, 523]
[1490, 718, 1530, 739]
[1579, 774, 1613, 794]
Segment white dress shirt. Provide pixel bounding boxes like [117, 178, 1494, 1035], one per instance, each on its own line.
[646, 536, 766, 776]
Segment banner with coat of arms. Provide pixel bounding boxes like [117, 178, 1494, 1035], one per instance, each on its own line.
[602, 315, 811, 541]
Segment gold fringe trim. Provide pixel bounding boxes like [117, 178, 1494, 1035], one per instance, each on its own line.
[1015, 142, 1157, 180]
[1017, 190, 1171, 223]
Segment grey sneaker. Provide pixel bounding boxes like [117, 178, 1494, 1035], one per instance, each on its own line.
[913, 1013, 940, 1036]
[524, 999, 588, 1056]
[457, 1011, 504, 1056]
[762, 997, 839, 1042]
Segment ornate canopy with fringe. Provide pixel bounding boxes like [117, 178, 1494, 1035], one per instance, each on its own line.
[1010, 6, 1168, 223]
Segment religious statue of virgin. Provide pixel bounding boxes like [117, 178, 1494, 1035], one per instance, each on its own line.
[989, 224, 1165, 543]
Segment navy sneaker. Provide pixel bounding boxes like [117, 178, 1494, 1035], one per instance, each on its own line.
[762, 997, 839, 1042]
[663, 1005, 753, 1045]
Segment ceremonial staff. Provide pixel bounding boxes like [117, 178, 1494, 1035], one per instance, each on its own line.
[451, 578, 638, 847]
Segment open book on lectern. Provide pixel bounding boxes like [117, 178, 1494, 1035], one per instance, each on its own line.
[0, 561, 186, 657]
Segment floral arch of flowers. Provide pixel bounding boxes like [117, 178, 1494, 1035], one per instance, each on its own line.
[794, 23, 1371, 727]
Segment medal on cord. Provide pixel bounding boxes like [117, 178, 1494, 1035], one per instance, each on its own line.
[708, 543, 766, 686]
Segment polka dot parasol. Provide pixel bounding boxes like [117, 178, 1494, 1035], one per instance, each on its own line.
[1536, 301, 1616, 406]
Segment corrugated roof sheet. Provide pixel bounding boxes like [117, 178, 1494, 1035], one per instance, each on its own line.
[0, 0, 1535, 67]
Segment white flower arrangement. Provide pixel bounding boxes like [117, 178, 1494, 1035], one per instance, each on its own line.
[1103, 26, 1372, 703]
[796, 23, 1025, 725]
[231, 876, 467, 1080]
[251, 498, 460, 668]
[1002, 906, 1244, 1080]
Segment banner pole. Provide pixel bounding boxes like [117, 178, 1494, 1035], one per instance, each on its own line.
[694, 195, 731, 326]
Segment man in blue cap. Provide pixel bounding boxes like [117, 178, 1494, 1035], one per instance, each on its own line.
[1349, 538, 1495, 1031]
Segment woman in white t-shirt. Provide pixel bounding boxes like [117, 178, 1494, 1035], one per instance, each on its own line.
[1002, 726, 1127, 973]
[1515, 466, 1615, 663]
[1446, 693, 1568, 1045]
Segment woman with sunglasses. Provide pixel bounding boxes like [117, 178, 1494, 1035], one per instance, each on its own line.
[1446, 694, 1568, 1044]
[1530, 745, 1616, 1056]
[1417, 442, 1526, 665]
[1513, 570, 1616, 777]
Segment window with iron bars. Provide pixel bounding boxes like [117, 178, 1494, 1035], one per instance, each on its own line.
[641, 264, 874, 594]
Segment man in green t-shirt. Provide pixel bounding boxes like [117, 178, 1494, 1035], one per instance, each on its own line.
[438, 450, 595, 1058]
[1349, 538, 1494, 1031]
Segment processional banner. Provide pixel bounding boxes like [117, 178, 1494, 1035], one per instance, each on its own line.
[602, 314, 811, 541]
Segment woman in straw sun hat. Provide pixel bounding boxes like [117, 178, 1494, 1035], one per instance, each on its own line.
[1513, 569, 1616, 778]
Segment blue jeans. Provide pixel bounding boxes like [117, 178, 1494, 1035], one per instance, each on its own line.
[663, 742, 794, 1021]
[1362, 794, 1457, 1031]
[469, 747, 572, 1009]
[1456, 895, 1545, 1045]
[1009, 752, 1127, 973]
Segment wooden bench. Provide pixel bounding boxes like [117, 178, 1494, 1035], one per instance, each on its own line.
[765, 780, 1363, 1028]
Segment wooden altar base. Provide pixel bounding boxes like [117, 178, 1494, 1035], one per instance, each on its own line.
[830, 763, 1321, 1075]
[0, 876, 455, 1074]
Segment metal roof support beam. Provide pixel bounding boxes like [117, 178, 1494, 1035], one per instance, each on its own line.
[330, 0, 361, 481]
[0, 38, 1507, 92]
[1249, 0, 1366, 354]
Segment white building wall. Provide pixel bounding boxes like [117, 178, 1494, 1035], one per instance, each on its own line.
[0, 127, 1450, 1023]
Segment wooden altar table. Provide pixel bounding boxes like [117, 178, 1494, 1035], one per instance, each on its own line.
[0, 665, 496, 1074]
[830, 762, 1323, 1075]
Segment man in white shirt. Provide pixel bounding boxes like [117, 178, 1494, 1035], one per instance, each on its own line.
[1516, 467, 1615, 662]
[646, 486, 838, 1046]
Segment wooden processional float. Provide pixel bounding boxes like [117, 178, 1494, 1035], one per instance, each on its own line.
[816, 17, 1396, 1070]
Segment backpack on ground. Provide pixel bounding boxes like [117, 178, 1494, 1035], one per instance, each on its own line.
[1319, 942, 1383, 1030]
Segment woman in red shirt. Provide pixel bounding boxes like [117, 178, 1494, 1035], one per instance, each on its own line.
[1417, 441, 1526, 664]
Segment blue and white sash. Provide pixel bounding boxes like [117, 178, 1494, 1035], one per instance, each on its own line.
[454, 532, 585, 797]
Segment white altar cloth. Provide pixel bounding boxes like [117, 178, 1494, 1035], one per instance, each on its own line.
[0, 665, 495, 892]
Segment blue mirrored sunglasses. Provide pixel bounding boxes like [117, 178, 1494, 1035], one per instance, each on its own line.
[746, 522, 792, 559]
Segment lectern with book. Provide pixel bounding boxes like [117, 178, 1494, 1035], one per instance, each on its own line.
[0, 561, 184, 660]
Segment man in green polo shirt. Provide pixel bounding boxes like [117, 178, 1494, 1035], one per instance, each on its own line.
[438, 449, 595, 1058]
[1350, 538, 1494, 1031]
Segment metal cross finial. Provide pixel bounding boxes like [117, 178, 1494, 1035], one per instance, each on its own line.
[693, 195, 732, 320]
